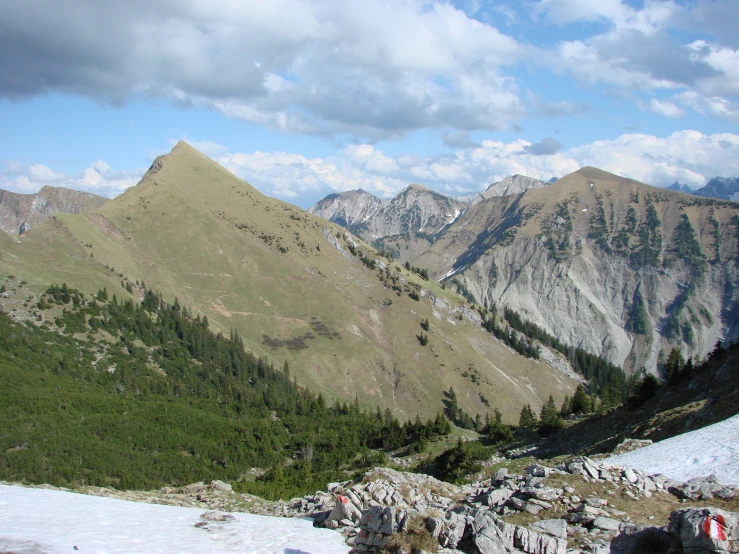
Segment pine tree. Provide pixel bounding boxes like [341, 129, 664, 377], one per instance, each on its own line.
[518, 404, 537, 428]
[665, 348, 685, 384]
[571, 384, 590, 414]
[539, 395, 563, 435]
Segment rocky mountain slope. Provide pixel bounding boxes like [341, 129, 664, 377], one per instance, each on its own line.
[471, 175, 550, 205]
[693, 177, 739, 201]
[309, 175, 552, 263]
[310, 184, 467, 239]
[0, 186, 107, 235]
[666, 177, 739, 201]
[307, 189, 384, 230]
[416, 167, 739, 374]
[0, 142, 579, 422]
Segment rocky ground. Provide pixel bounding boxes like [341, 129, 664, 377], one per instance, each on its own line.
[9, 448, 737, 554]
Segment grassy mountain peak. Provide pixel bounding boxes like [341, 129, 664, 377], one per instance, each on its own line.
[0, 142, 580, 422]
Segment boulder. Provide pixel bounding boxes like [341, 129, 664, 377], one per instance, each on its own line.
[529, 519, 567, 540]
[471, 512, 566, 554]
[527, 464, 551, 478]
[487, 488, 513, 507]
[592, 516, 621, 532]
[680, 475, 726, 501]
[521, 487, 563, 502]
[209, 480, 232, 493]
[668, 507, 739, 554]
[325, 494, 362, 527]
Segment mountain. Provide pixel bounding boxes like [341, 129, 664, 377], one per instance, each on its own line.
[666, 181, 694, 193]
[0, 141, 579, 422]
[415, 166, 739, 374]
[693, 176, 739, 201]
[309, 175, 551, 262]
[310, 184, 469, 262]
[310, 184, 467, 240]
[307, 188, 384, 230]
[471, 174, 550, 205]
[0, 185, 107, 235]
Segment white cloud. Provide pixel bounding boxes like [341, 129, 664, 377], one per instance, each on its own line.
[0, 0, 526, 139]
[215, 130, 739, 203]
[538, 1, 739, 122]
[0, 160, 144, 198]
[640, 98, 685, 118]
[4, 131, 739, 205]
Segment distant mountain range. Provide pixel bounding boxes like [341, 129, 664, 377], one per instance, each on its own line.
[667, 177, 739, 201]
[0, 186, 107, 235]
[311, 168, 739, 374]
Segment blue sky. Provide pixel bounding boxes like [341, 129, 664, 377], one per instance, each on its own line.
[1, 0, 738, 208]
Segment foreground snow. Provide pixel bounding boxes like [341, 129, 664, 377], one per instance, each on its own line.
[606, 413, 739, 485]
[0, 484, 349, 554]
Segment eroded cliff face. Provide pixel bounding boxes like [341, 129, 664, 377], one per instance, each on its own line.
[454, 235, 737, 372]
[419, 167, 739, 374]
[308, 189, 384, 229]
[0, 186, 107, 235]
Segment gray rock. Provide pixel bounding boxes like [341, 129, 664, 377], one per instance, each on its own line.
[200, 511, 234, 521]
[623, 468, 638, 484]
[592, 517, 621, 532]
[509, 497, 544, 515]
[529, 519, 567, 540]
[209, 480, 232, 492]
[584, 497, 608, 508]
[426, 517, 444, 538]
[527, 464, 551, 478]
[668, 507, 738, 554]
[487, 488, 513, 507]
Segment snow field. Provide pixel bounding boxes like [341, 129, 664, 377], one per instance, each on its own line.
[0, 484, 350, 554]
[605, 413, 739, 485]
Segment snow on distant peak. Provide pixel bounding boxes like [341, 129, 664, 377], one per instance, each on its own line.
[605, 414, 739, 485]
[0, 485, 350, 554]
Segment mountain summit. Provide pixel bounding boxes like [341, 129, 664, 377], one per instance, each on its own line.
[0, 141, 579, 421]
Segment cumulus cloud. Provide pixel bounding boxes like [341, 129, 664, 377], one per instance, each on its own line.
[523, 137, 564, 156]
[0, 0, 526, 139]
[0, 160, 144, 198]
[640, 98, 685, 118]
[215, 130, 739, 204]
[4, 131, 739, 205]
[538, 0, 739, 122]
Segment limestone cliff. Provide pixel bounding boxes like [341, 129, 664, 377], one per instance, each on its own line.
[418, 167, 739, 374]
[0, 186, 107, 235]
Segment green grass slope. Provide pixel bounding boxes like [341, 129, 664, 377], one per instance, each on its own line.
[0, 142, 578, 422]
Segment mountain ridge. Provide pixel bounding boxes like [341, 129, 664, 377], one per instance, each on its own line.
[0, 141, 579, 422]
[0, 185, 107, 236]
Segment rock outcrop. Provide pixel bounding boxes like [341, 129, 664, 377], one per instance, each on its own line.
[0, 186, 107, 235]
[272, 456, 738, 554]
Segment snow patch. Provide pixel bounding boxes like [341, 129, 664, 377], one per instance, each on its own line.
[0, 485, 350, 554]
[605, 414, 739, 485]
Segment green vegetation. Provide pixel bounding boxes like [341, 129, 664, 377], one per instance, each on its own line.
[538, 395, 564, 435]
[404, 261, 429, 281]
[671, 213, 705, 270]
[625, 284, 650, 335]
[629, 200, 662, 268]
[499, 307, 627, 395]
[481, 314, 541, 360]
[587, 195, 611, 252]
[428, 438, 491, 484]
[518, 404, 537, 428]
[0, 285, 450, 499]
